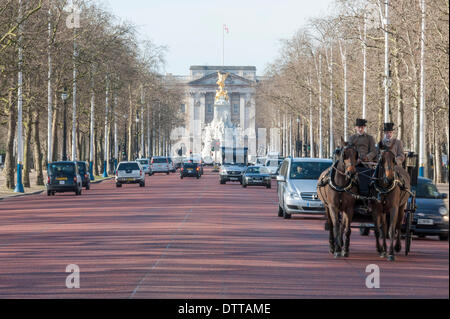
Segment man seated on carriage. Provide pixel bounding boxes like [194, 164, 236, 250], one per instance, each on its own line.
[378, 122, 411, 191]
[348, 118, 377, 196]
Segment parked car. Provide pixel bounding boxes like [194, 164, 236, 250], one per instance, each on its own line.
[76, 161, 90, 190]
[115, 161, 145, 187]
[276, 158, 333, 219]
[180, 162, 201, 179]
[46, 161, 83, 196]
[167, 157, 177, 173]
[242, 166, 272, 188]
[136, 158, 152, 175]
[150, 156, 170, 175]
[409, 177, 449, 240]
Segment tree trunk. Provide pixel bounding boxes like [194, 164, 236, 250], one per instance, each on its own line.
[23, 107, 33, 188]
[3, 90, 16, 189]
[127, 84, 134, 161]
[51, 96, 59, 162]
[33, 110, 44, 185]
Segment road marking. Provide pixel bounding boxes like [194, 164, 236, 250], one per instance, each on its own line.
[129, 191, 204, 298]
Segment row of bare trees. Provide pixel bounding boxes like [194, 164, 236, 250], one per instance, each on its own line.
[257, 0, 448, 183]
[0, 0, 183, 190]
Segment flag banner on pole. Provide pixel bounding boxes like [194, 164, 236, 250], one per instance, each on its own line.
[223, 24, 229, 33]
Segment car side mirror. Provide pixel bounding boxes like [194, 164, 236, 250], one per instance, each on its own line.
[440, 193, 448, 199]
[276, 175, 285, 182]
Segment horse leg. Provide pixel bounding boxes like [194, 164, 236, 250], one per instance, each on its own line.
[342, 211, 353, 258]
[330, 207, 342, 258]
[371, 205, 383, 256]
[325, 207, 335, 254]
[388, 205, 399, 261]
[380, 212, 388, 258]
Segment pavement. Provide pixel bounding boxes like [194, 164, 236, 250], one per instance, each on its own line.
[0, 168, 448, 298]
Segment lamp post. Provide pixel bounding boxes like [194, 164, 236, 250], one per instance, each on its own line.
[61, 86, 68, 161]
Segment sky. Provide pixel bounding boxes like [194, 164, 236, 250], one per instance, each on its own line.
[101, 0, 334, 75]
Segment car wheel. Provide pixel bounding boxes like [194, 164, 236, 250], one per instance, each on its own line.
[140, 181, 145, 187]
[278, 205, 284, 217]
[242, 183, 247, 188]
[283, 206, 291, 219]
[180, 175, 183, 179]
[196, 175, 200, 179]
[220, 179, 225, 184]
[166, 171, 169, 175]
[116, 183, 122, 188]
[360, 227, 370, 236]
[418, 234, 426, 239]
[47, 190, 51, 196]
[439, 234, 448, 241]
[52, 191, 56, 196]
[86, 184, 90, 190]
[266, 183, 271, 189]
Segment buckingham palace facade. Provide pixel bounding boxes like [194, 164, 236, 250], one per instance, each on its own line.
[171, 65, 260, 141]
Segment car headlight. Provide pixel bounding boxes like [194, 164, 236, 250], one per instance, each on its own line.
[289, 192, 300, 199]
[220, 169, 227, 175]
[439, 206, 448, 216]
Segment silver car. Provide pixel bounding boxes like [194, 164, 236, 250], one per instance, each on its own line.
[150, 156, 170, 175]
[276, 158, 332, 219]
[136, 158, 151, 175]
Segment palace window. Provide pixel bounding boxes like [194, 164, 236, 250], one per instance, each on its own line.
[180, 104, 185, 113]
[233, 103, 239, 114]
[207, 104, 212, 113]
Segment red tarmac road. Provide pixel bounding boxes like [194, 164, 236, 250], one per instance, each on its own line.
[0, 168, 448, 298]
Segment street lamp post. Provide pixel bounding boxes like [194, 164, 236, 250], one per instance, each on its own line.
[61, 87, 68, 161]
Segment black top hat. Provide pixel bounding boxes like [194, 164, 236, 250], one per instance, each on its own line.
[355, 118, 367, 127]
[383, 122, 395, 131]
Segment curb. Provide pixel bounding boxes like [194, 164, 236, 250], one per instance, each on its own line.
[0, 177, 114, 201]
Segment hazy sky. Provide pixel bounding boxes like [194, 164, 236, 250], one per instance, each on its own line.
[102, 0, 333, 75]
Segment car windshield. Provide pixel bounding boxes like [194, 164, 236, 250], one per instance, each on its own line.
[289, 162, 331, 180]
[118, 163, 140, 170]
[246, 167, 269, 174]
[266, 160, 282, 167]
[49, 163, 75, 176]
[152, 158, 167, 163]
[224, 162, 246, 166]
[412, 182, 441, 199]
[137, 160, 149, 165]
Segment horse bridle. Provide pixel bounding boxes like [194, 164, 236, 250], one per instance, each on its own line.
[329, 145, 358, 192]
[374, 149, 400, 195]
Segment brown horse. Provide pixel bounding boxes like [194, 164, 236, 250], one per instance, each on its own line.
[317, 138, 358, 258]
[371, 143, 410, 261]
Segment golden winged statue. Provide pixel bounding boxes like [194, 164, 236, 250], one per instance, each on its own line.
[215, 71, 229, 102]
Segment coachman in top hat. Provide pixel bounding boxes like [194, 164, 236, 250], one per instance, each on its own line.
[348, 118, 377, 195]
[379, 122, 410, 190]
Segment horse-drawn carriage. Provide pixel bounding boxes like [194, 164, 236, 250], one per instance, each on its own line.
[318, 142, 419, 261]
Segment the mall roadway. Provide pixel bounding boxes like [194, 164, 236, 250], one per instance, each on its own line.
[0, 168, 448, 299]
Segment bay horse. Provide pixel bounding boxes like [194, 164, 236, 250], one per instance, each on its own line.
[317, 138, 358, 258]
[371, 143, 410, 261]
